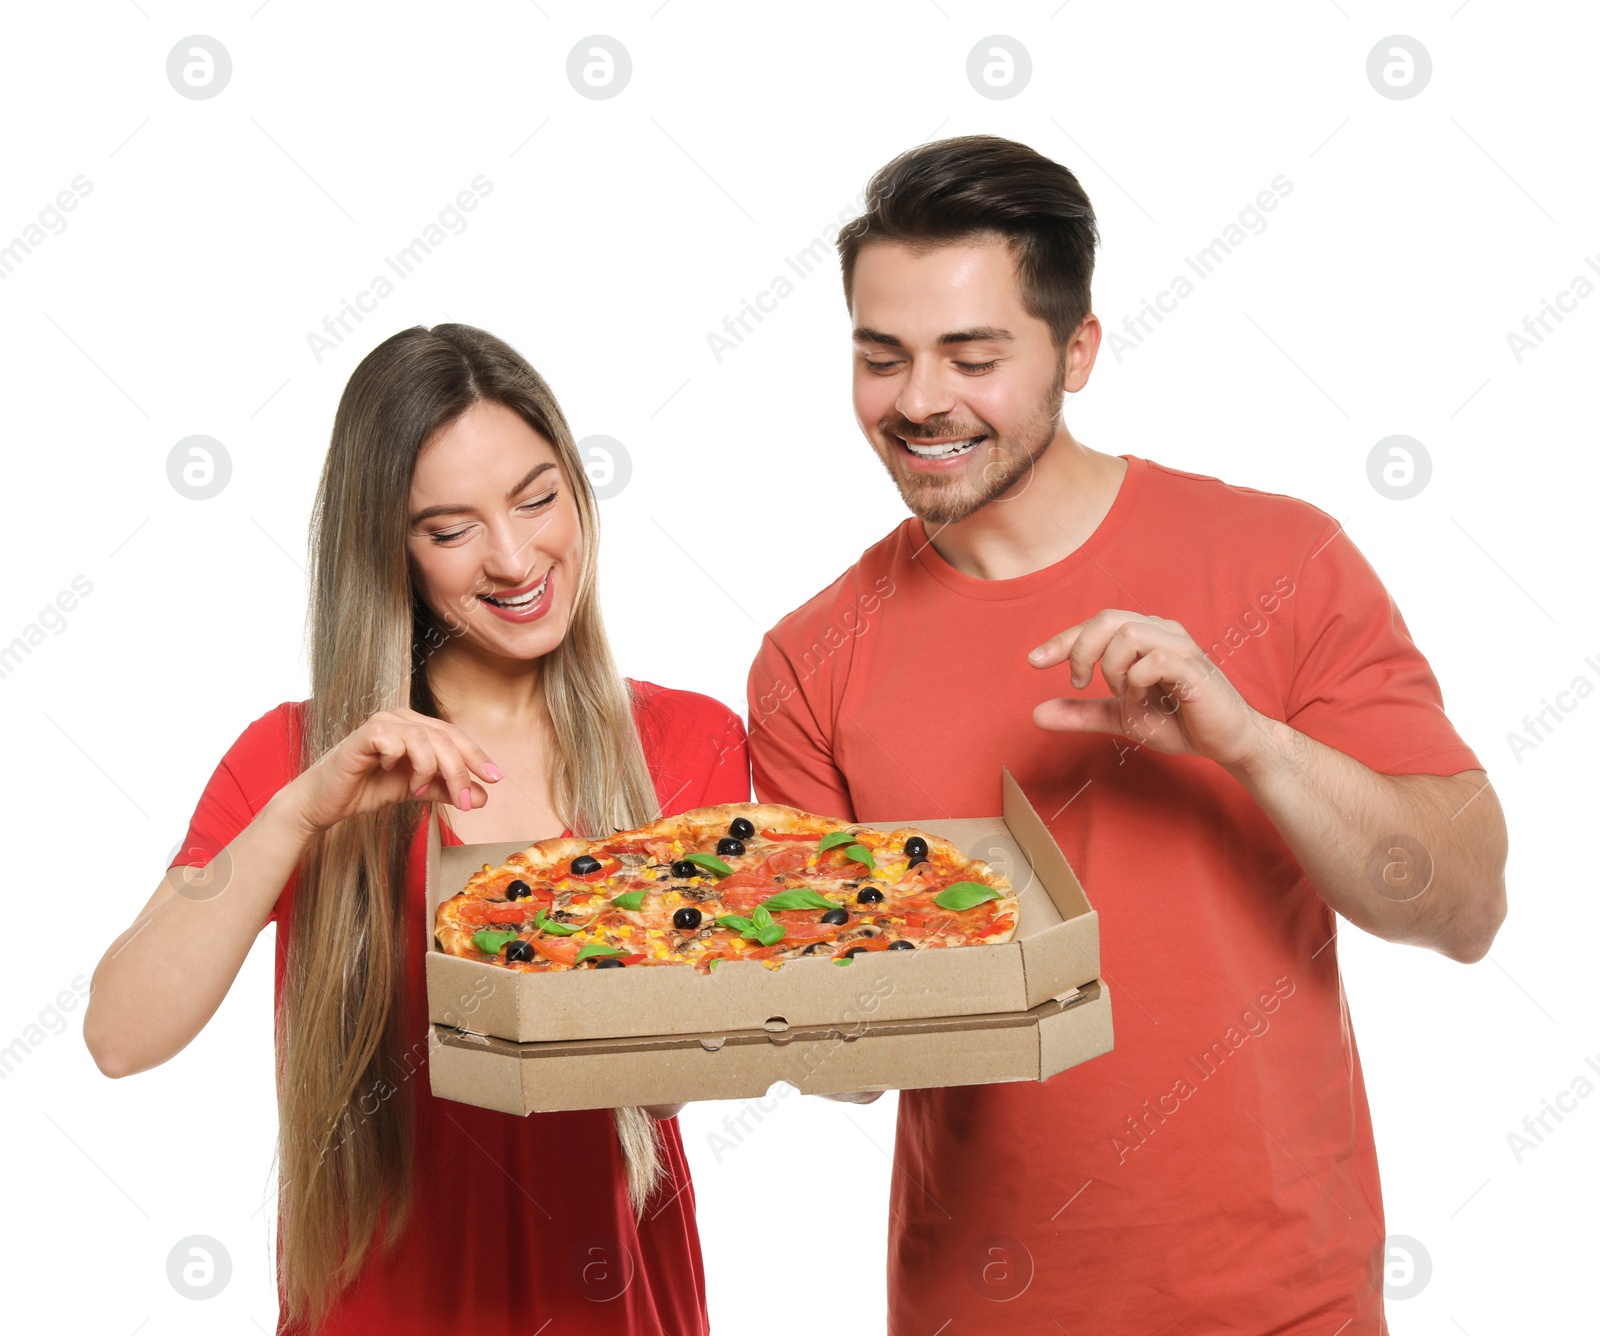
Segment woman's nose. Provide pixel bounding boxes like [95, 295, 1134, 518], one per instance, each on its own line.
[481, 519, 542, 582]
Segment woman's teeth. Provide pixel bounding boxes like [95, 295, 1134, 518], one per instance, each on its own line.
[904, 435, 984, 458]
[482, 573, 548, 609]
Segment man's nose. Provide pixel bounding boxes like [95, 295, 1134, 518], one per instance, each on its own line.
[895, 360, 954, 424]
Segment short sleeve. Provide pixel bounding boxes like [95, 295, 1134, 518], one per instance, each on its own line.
[670, 699, 751, 814]
[170, 702, 304, 923]
[1285, 522, 1482, 777]
[747, 633, 857, 818]
[631, 683, 752, 817]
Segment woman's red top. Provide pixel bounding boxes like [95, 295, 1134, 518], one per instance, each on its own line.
[171, 681, 750, 1334]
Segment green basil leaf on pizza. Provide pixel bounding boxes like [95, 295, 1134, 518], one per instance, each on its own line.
[534, 910, 581, 937]
[934, 881, 1002, 911]
[472, 928, 520, 955]
[758, 888, 837, 912]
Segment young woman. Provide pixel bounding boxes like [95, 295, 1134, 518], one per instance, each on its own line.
[83, 324, 748, 1334]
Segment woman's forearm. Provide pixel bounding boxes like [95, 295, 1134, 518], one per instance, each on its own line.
[83, 785, 318, 1077]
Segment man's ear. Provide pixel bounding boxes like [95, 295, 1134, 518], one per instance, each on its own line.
[1064, 315, 1102, 392]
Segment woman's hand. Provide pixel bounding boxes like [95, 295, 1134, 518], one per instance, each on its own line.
[642, 1103, 686, 1120]
[285, 708, 503, 835]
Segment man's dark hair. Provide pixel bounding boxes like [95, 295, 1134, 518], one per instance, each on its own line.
[837, 135, 1100, 347]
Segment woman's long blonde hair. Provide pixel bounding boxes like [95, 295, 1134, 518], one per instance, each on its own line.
[278, 324, 663, 1332]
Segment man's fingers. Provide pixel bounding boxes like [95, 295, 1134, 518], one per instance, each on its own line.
[1033, 696, 1125, 735]
[1028, 623, 1084, 671]
[1097, 623, 1194, 696]
[1098, 632, 1146, 696]
[1124, 650, 1188, 707]
[1031, 611, 1150, 688]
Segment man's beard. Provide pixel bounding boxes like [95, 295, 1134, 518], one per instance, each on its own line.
[877, 361, 1065, 527]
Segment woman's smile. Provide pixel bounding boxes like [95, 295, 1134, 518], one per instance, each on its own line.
[477, 568, 555, 623]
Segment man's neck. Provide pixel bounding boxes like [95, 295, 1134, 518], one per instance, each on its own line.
[921, 434, 1130, 581]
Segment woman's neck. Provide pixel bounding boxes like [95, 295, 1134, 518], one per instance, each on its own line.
[426, 644, 566, 843]
[426, 642, 550, 736]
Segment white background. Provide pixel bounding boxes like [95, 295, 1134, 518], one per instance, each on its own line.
[1, 2, 1595, 1332]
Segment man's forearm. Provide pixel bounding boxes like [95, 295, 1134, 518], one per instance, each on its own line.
[1226, 716, 1508, 963]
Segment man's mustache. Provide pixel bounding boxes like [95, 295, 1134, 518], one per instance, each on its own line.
[880, 418, 990, 440]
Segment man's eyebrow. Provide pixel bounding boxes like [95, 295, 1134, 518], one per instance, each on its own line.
[938, 326, 1014, 345]
[410, 461, 558, 524]
[852, 326, 903, 347]
[850, 326, 1015, 347]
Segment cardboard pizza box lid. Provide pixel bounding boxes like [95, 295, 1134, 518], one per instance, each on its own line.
[427, 980, 1113, 1115]
[425, 767, 1101, 1044]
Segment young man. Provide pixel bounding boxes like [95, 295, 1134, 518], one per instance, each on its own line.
[746, 136, 1507, 1335]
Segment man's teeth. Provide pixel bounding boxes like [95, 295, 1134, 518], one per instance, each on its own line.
[483, 574, 548, 609]
[904, 435, 983, 459]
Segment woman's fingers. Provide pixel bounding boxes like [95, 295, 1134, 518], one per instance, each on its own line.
[428, 736, 487, 812]
[398, 709, 502, 785]
[366, 715, 454, 802]
[298, 711, 496, 833]
[329, 711, 497, 817]
[365, 721, 409, 773]
[435, 722, 502, 785]
[400, 732, 443, 799]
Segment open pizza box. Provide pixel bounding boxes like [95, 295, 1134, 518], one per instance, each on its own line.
[423, 768, 1113, 1113]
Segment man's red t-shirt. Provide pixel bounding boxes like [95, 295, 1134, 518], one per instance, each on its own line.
[171, 680, 750, 1335]
[746, 455, 1482, 1335]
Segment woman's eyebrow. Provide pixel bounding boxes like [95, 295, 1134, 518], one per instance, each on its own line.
[410, 462, 558, 524]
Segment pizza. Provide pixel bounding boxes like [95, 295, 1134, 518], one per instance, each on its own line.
[434, 802, 1019, 973]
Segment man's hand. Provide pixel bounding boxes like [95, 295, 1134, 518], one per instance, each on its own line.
[1027, 608, 1508, 964]
[1028, 610, 1270, 768]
